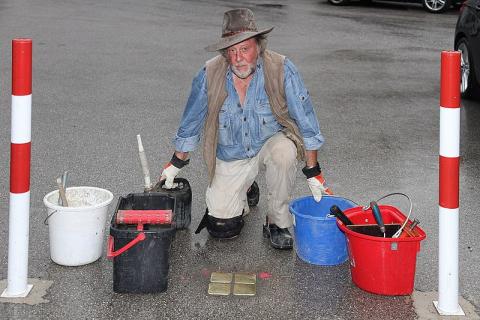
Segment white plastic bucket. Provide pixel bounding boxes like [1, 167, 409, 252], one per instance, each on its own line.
[43, 186, 114, 266]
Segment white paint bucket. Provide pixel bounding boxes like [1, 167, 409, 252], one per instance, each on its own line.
[43, 186, 114, 266]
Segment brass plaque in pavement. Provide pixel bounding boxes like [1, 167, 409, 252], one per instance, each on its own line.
[233, 283, 256, 296]
[208, 282, 231, 296]
[210, 272, 233, 283]
[234, 273, 256, 284]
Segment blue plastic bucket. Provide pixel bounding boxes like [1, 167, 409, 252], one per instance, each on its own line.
[289, 195, 356, 266]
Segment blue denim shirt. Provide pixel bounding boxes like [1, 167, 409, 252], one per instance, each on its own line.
[174, 58, 324, 161]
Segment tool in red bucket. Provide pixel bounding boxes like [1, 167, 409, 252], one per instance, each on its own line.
[359, 193, 414, 238]
[107, 209, 172, 259]
[397, 218, 421, 238]
[370, 201, 386, 237]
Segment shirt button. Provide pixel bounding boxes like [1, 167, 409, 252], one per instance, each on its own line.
[243, 117, 246, 121]
[247, 148, 250, 151]
[245, 132, 248, 136]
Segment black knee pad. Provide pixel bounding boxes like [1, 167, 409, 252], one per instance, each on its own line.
[206, 214, 244, 239]
[195, 209, 244, 239]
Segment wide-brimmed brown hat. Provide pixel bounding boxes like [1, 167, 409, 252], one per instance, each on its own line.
[205, 8, 274, 52]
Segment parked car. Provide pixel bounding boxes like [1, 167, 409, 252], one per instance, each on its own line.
[454, 0, 480, 99]
[328, 0, 460, 13]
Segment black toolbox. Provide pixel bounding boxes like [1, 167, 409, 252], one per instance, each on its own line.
[150, 177, 192, 229]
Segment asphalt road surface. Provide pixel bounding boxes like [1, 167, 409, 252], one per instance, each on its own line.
[0, 0, 478, 319]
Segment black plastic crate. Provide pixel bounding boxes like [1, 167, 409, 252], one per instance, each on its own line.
[109, 193, 176, 293]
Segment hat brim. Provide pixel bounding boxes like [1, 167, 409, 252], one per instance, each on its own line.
[204, 27, 274, 52]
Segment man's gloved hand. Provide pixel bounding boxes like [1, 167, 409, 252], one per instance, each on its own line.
[302, 162, 333, 202]
[160, 153, 190, 189]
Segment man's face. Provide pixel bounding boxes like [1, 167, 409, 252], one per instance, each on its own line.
[226, 38, 259, 79]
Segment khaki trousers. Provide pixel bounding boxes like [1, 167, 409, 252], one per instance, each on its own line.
[205, 132, 298, 228]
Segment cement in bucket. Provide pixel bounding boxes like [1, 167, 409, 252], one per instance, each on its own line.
[43, 186, 114, 266]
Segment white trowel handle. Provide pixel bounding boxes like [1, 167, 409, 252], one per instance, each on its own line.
[137, 134, 153, 191]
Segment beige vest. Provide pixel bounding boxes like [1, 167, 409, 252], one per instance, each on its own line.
[203, 49, 305, 183]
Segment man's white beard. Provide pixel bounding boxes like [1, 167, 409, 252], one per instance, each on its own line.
[231, 64, 256, 79]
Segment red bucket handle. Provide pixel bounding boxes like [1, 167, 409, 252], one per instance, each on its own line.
[107, 232, 146, 259]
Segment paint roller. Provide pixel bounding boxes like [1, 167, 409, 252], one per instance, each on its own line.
[116, 209, 172, 227]
[107, 209, 173, 259]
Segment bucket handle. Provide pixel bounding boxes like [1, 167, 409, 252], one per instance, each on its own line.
[43, 210, 58, 225]
[107, 233, 146, 259]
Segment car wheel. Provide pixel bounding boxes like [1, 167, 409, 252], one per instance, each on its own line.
[328, 0, 350, 6]
[456, 38, 479, 99]
[423, 0, 451, 13]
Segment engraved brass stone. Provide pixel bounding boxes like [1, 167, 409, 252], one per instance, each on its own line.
[233, 283, 256, 296]
[208, 282, 231, 296]
[234, 273, 256, 284]
[210, 272, 233, 283]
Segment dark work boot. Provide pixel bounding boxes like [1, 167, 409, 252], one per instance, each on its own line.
[246, 181, 259, 207]
[262, 219, 293, 250]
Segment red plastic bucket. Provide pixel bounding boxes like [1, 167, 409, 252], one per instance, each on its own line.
[337, 205, 426, 296]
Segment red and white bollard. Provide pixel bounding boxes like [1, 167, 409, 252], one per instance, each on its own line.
[1, 39, 33, 298]
[433, 51, 464, 315]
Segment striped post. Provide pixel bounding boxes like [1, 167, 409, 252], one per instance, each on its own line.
[1, 39, 33, 298]
[434, 51, 464, 315]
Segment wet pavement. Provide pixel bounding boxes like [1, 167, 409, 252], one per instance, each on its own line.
[0, 0, 479, 319]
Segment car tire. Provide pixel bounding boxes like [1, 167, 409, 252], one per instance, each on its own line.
[455, 38, 480, 99]
[328, 0, 350, 6]
[422, 0, 451, 13]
